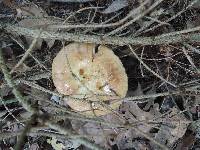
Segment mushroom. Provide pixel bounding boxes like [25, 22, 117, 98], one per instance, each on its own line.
[52, 42, 128, 116]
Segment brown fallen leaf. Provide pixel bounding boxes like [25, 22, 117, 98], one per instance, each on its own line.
[16, 3, 60, 49]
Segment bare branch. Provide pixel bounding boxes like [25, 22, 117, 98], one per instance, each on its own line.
[1, 24, 200, 46]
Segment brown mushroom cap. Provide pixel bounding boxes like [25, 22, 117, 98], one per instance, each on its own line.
[52, 42, 128, 116]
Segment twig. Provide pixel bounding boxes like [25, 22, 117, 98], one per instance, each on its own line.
[63, 6, 103, 24]
[26, 72, 51, 81]
[144, 16, 170, 26]
[105, 0, 164, 36]
[15, 114, 37, 150]
[51, 113, 123, 127]
[0, 97, 22, 125]
[0, 128, 85, 141]
[0, 48, 36, 113]
[48, 0, 150, 29]
[17, 79, 63, 97]
[128, 45, 177, 87]
[10, 30, 42, 74]
[138, 0, 198, 36]
[179, 79, 200, 86]
[17, 79, 92, 101]
[1, 72, 51, 90]
[181, 46, 200, 74]
[9, 35, 48, 71]
[106, 91, 180, 103]
[45, 120, 104, 150]
[158, 26, 200, 38]
[1, 24, 200, 46]
[184, 43, 200, 55]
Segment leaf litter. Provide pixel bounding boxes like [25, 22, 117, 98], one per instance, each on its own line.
[0, 0, 200, 149]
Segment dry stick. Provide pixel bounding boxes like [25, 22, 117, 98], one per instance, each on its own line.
[105, 0, 164, 36]
[0, 49, 36, 113]
[0, 127, 86, 141]
[134, 16, 160, 37]
[20, 77, 197, 106]
[184, 43, 200, 55]
[0, 49, 37, 149]
[10, 30, 41, 74]
[26, 72, 51, 81]
[9, 35, 48, 71]
[29, 131, 85, 139]
[181, 46, 200, 74]
[51, 114, 122, 127]
[18, 76, 197, 104]
[137, 0, 198, 36]
[144, 16, 170, 26]
[18, 79, 105, 100]
[17, 79, 63, 97]
[116, 91, 181, 103]
[0, 49, 104, 150]
[46, 120, 104, 150]
[2, 24, 200, 46]
[128, 45, 176, 88]
[0, 131, 68, 141]
[48, 0, 150, 29]
[15, 114, 37, 150]
[62, 6, 103, 25]
[0, 97, 22, 124]
[158, 26, 200, 38]
[179, 78, 200, 87]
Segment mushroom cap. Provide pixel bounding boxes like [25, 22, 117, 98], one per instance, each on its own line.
[52, 42, 128, 116]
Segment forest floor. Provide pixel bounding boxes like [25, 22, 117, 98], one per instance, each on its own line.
[0, 0, 200, 150]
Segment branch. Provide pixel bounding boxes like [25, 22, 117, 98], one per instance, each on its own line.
[10, 30, 41, 74]
[1, 24, 200, 46]
[129, 45, 177, 87]
[105, 0, 164, 36]
[0, 48, 37, 113]
[45, 120, 104, 150]
[15, 114, 37, 150]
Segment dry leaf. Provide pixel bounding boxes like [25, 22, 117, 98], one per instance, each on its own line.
[17, 3, 58, 49]
[29, 143, 39, 150]
[176, 132, 196, 150]
[167, 108, 190, 142]
[120, 101, 155, 133]
[154, 107, 190, 147]
[71, 117, 119, 149]
[47, 138, 66, 150]
[17, 3, 46, 18]
[102, 0, 129, 14]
